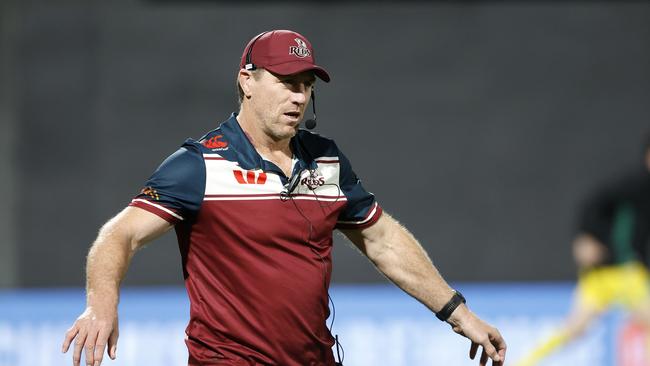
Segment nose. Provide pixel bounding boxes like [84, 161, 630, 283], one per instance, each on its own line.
[290, 84, 310, 105]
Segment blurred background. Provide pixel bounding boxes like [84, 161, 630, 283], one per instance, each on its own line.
[0, 0, 648, 365]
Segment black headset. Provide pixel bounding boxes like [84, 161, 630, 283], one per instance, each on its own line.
[243, 31, 319, 130]
[244, 31, 267, 71]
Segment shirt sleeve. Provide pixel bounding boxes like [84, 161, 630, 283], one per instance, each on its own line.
[129, 142, 206, 224]
[335, 144, 382, 229]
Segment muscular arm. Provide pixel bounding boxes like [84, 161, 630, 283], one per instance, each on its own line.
[62, 206, 173, 366]
[341, 213, 506, 366]
[341, 213, 455, 311]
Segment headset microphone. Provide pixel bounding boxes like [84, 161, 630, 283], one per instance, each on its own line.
[304, 90, 317, 130]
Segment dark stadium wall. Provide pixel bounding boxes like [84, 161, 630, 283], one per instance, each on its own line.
[0, 1, 18, 288]
[8, 0, 650, 286]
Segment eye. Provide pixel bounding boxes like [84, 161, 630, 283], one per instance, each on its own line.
[281, 79, 296, 88]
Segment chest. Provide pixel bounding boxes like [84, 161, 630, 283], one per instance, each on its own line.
[199, 154, 348, 242]
[202, 154, 342, 198]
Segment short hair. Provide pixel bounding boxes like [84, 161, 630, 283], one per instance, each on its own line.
[237, 79, 245, 105]
[236, 69, 261, 105]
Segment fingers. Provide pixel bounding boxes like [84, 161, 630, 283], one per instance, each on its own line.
[491, 329, 507, 356]
[471, 332, 505, 366]
[62, 326, 79, 353]
[494, 347, 506, 366]
[107, 327, 119, 360]
[93, 327, 111, 366]
[458, 312, 506, 366]
[469, 342, 478, 359]
[488, 328, 507, 365]
[480, 348, 488, 366]
[72, 331, 88, 366]
[480, 341, 500, 363]
[84, 328, 99, 366]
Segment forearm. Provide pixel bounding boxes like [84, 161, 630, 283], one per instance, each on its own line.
[346, 214, 506, 364]
[356, 215, 455, 313]
[85, 217, 138, 310]
[63, 207, 172, 365]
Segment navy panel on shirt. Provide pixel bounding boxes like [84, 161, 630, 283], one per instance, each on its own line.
[334, 143, 381, 228]
[130, 142, 205, 223]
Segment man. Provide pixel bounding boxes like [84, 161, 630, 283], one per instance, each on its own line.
[61, 29, 506, 366]
[515, 137, 650, 366]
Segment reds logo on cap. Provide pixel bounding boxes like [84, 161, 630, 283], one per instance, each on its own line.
[289, 38, 311, 58]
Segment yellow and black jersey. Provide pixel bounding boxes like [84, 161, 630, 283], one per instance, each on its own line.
[577, 262, 650, 310]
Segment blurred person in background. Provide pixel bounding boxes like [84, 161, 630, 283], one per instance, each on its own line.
[60, 30, 506, 366]
[515, 135, 650, 366]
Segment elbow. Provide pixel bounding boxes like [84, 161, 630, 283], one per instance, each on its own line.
[95, 220, 140, 255]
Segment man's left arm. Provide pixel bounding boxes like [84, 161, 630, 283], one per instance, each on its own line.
[340, 212, 506, 366]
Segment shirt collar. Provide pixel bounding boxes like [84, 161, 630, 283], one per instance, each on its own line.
[219, 112, 316, 176]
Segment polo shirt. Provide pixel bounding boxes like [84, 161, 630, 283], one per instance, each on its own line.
[129, 113, 382, 365]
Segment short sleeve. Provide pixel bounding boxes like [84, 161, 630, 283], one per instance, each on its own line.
[129, 143, 206, 224]
[335, 145, 382, 229]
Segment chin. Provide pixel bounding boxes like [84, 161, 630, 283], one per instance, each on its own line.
[284, 127, 299, 138]
[270, 127, 297, 141]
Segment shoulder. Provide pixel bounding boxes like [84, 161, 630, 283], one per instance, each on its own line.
[296, 129, 341, 158]
[184, 126, 229, 155]
[153, 130, 219, 175]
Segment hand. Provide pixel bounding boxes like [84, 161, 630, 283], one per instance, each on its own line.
[61, 306, 119, 366]
[447, 305, 507, 366]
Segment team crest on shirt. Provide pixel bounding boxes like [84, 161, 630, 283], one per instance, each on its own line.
[202, 135, 229, 151]
[289, 38, 311, 58]
[300, 171, 325, 190]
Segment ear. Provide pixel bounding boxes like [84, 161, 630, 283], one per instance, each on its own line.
[238, 69, 254, 99]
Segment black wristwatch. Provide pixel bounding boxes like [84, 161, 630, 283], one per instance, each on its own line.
[435, 290, 466, 322]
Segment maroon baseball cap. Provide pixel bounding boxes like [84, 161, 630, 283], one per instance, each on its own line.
[239, 30, 330, 83]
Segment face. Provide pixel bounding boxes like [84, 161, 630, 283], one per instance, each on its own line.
[243, 69, 315, 141]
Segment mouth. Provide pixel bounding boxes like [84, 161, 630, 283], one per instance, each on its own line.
[283, 111, 301, 121]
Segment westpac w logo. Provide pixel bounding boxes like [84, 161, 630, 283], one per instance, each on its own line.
[233, 170, 267, 185]
[289, 38, 311, 58]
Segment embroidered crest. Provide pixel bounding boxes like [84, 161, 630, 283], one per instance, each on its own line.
[289, 38, 311, 58]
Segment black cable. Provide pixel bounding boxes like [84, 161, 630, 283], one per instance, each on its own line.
[335, 334, 345, 366]
[284, 175, 345, 365]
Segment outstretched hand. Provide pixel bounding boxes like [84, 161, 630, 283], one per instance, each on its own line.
[447, 305, 507, 366]
[61, 307, 119, 366]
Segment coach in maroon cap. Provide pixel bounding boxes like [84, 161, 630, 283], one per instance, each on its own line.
[63, 29, 506, 366]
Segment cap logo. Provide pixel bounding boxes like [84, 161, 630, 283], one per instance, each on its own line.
[289, 38, 311, 58]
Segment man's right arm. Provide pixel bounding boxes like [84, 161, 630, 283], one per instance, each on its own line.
[61, 206, 173, 366]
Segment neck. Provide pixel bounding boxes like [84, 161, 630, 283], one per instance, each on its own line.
[236, 107, 292, 157]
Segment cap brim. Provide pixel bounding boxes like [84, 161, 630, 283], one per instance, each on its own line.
[265, 61, 331, 83]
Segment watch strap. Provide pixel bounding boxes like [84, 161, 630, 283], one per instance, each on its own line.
[435, 290, 466, 322]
